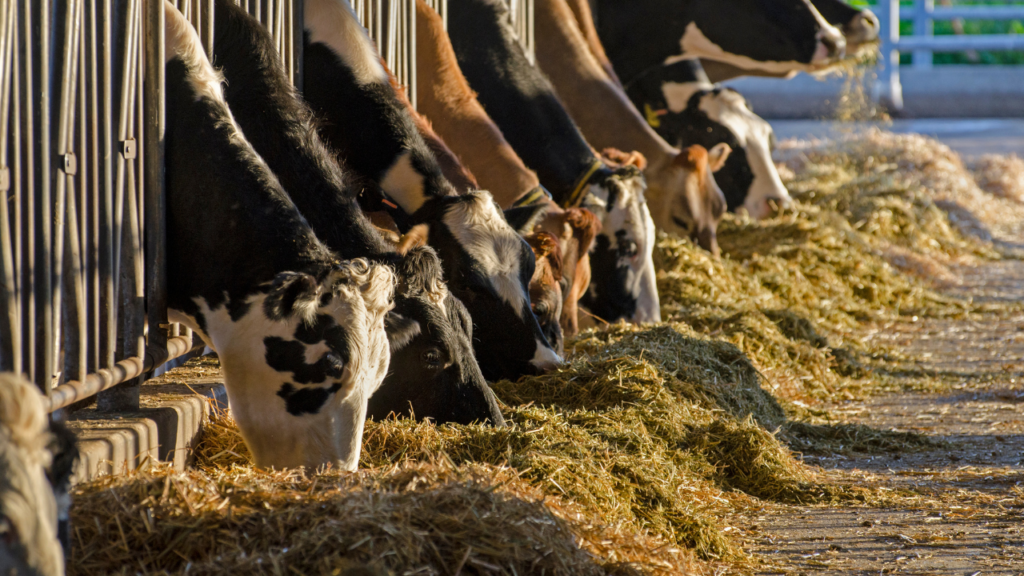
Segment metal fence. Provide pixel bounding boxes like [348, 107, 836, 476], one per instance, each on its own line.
[877, 0, 1024, 109]
[1, 0, 529, 414]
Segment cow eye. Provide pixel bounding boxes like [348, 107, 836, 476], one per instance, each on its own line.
[618, 238, 639, 258]
[422, 348, 443, 368]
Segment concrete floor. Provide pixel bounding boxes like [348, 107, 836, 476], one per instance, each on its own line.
[770, 118, 1024, 158]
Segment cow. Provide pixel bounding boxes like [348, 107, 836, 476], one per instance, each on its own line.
[164, 1, 395, 470]
[413, 0, 600, 339]
[590, 0, 845, 86]
[0, 374, 77, 576]
[301, 0, 561, 382]
[621, 58, 791, 220]
[209, 0, 503, 427]
[534, 0, 731, 254]
[446, 0, 660, 325]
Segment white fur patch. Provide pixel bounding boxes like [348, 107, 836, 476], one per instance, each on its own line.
[443, 192, 532, 317]
[696, 90, 791, 220]
[662, 81, 704, 114]
[380, 151, 427, 214]
[669, 20, 842, 75]
[582, 175, 661, 324]
[305, 0, 388, 86]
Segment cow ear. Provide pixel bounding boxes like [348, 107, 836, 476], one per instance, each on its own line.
[707, 143, 732, 173]
[264, 271, 320, 322]
[503, 203, 549, 235]
[385, 312, 421, 353]
[396, 224, 430, 256]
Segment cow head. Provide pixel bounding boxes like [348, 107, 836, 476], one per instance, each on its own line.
[660, 86, 790, 220]
[173, 260, 395, 471]
[407, 191, 562, 381]
[368, 245, 505, 426]
[647, 144, 731, 257]
[578, 162, 660, 324]
[0, 374, 70, 576]
[681, 0, 846, 74]
[504, 203, 565, 355]
[811, 0, 879, 55]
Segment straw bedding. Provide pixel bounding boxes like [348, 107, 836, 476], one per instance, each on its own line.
[69, 129, 1017, 575]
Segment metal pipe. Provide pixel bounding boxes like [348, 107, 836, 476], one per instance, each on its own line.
[145, 0, 168, 374]
[45, 335, 200, 412]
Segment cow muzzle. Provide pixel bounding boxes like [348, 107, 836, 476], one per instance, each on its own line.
[846, 10, 881, 50]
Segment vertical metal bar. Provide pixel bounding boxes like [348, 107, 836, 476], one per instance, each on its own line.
[31, 0, 54, 393]
[12, 0, 25, 378]
[876, 0, 904, 110]
[87, 0, 100, 375]
[913, 0, 934, 70]
[53, 0, 84, 389]
[202, 0, 214, 60]
[293, 0, 303, 91]
[403, 0, 411, 107]
[145, 0, 168, 380]
[99, 0, 116, 373]
[0, 0, 18, 373]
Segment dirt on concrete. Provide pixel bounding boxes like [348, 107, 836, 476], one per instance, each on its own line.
[731, 259, 1024, 576]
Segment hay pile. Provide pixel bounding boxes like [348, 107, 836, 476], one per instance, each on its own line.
[969, 153, 1024, 204]
[777, 128, 1024, 254]
[72, 325, 826, 575]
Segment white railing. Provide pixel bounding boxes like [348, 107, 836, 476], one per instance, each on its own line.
[877, 0, 1024, 109]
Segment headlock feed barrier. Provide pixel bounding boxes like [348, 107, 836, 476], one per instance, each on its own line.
[0, 0, 530, 414]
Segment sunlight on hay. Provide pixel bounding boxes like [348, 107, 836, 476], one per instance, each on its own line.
[969, 153, 1024, 204]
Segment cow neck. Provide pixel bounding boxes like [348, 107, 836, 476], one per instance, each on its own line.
[446, 0, 602, 210]
[534, 0, 676, 172]
[165, 58, 336, 312]
[414, 0, 542, 209]
[302, 0, 456, 217]
[212, 0, 392, 264]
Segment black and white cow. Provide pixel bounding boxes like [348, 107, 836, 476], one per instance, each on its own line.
[699, 0, 881, 81]
[301, 0, 561, 382]
[0, 374, 77, 576]
[446, 0, 659, 325]
[625, 58, 790, 220]
[164, 1, 394, 470]
[210, 0, 503, 427]
[592, 0, 845, 85]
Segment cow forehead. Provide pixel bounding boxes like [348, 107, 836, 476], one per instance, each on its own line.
[698, 90, 772, 150]
[442, 193, 531, 308]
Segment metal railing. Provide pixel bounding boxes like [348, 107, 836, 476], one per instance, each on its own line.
[877, 0, 1024, 109]
[1, 0, 516, 413]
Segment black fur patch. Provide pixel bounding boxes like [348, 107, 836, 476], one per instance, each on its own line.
[277, 382, 344, 416]
[264, 336, 346, 385]
[581, 234, 638, 322]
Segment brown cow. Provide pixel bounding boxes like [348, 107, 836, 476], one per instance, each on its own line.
[535, 0, 727, 253]
[414, 0, 600, 338]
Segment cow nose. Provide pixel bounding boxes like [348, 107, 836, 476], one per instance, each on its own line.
[813, 24, 847, 63]
[530, 339, 562, 372]
[848, 10, 880, 46]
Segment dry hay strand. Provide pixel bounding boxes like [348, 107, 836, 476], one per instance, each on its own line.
[70, 461, 700, 576]
[968, 153, 1024, 204]
[777, 128, 1024, 252]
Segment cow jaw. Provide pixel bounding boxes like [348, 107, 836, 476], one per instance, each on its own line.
[172, 262, 393, 471]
